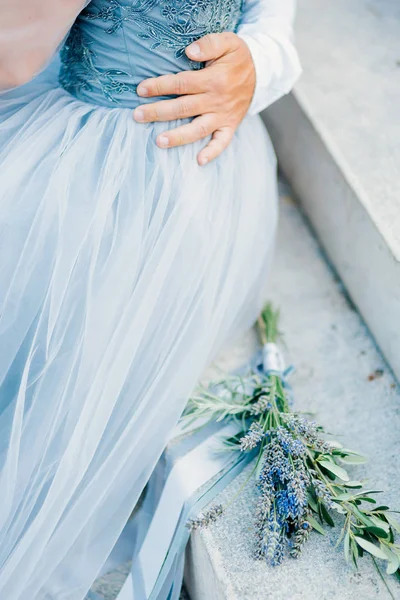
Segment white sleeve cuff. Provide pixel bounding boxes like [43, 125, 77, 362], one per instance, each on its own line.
[238, 31, 302, 116]
[236, 0, 302, 116]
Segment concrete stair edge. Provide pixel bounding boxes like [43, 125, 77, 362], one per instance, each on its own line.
[263, 90, 400, 383]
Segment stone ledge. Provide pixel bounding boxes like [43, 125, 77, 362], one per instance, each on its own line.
[184, 193, 400, 600]
[263, 0, 400, 382]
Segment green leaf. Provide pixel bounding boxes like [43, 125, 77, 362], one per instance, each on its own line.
[339, 453, 367, 465]
[319, 460, 350, 481]
[336, 448, 364, 456]
[321, 503, 335, 527]
[356, 497, 377, 504]
[385, 514, 400, 535]
[334, 493, 353, 502]
[373, 506, 390, 512]
[339, 456, 367, 465]
[387, 558, 400, 575]
[344, 530, 351, 562]
[335, 523, 348, 548]
[351, 505, 375, 528]
[344, 481, 364, 488]
[385, 513, 400, 533]
[307, 491, 319, 513]
[354, 537, 388, 560]
[370, 516, 390, 534]
[364, 526, 389, 539]
[307, 515, 326, 536]
[351, 538, 359, 568]
[322, 455, 337, 463]
[380, 545, 400, 575]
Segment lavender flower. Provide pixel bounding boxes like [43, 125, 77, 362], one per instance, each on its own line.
[311, 476, 334, 509]
[284, 415, 335, 454]
[240, 422, 265, 451]
[253, 482, 274, 559]
[276, 426, 306, 457]
[263, 515, 285, 566]
[289, 520, 311, 558]
[254, 428, 312, 564]
[249, 394, 272, 416]
[187, 504, 224, 530]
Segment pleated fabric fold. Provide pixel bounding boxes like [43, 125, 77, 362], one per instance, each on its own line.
[0, 69, 278, 599]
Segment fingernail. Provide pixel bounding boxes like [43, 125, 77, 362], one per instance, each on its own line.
[187, 43, 202, 57]
[199, 156, 208, 166]
[134, 108, 145, 122]
[157, 135, 169, 148]
[137, 86, 148, 97]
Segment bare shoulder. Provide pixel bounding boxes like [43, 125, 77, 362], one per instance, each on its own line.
[0, 0, 86, 89]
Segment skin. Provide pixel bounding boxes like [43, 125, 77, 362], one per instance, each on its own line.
[133, 32, 256, 166]
[0, 0, 86, 90]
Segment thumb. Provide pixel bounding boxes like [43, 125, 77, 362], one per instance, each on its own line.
[185, 32, 237, 62]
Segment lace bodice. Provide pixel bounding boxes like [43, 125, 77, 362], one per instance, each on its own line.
[59, 0, 243, 107]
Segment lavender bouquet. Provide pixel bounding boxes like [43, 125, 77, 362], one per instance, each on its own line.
[183, 305, 400, 594]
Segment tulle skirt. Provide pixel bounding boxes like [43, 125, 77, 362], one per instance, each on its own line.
[0, 61, 278, 599]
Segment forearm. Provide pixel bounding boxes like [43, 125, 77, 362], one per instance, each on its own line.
[237, 0, 302, 115]
[0, 0, 86, 90]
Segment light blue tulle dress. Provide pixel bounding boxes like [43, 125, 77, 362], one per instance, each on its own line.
[0, 1, 278, 598]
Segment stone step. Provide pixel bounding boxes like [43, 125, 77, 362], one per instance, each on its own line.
[184, 188, 400, 599]
[88, 560, 190, 600]
[263, 0, 400, 382]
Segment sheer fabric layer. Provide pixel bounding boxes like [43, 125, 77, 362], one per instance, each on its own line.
[0, 68, 277, 599]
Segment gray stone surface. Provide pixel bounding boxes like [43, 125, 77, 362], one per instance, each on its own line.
[295, 0, 400, 244]
[89, 562, 130, 599]
[89, 560, 190, 600]
[263, 0, 400, 382]
[184, 192, 400, 600]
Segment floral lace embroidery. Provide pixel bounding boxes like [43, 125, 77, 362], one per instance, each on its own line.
[60, 0, 243, 103]
[59, 25, 138, 102]
[87, 0, 242, 58]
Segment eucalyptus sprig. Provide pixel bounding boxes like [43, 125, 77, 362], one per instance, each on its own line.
[184, 304, 400, 595]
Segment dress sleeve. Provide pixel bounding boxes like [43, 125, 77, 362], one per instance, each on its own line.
[236, 0, 302, 115]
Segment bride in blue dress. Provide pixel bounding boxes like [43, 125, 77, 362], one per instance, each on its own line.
[0, 1, 300, 598]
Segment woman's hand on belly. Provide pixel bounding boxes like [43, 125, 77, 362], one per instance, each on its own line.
[132, 33, 256, 166]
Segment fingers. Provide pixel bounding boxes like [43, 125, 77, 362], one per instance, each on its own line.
[133, 94, 208, 123]
[137, 70, 211, 98]
[155, 120, 234, 166]
[133, 31, 242, 163]
[185, 32, 239, 63]
[155, 114, 217, 149]
[197, 127, 234, 166]
[136, 32, 240, 99]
